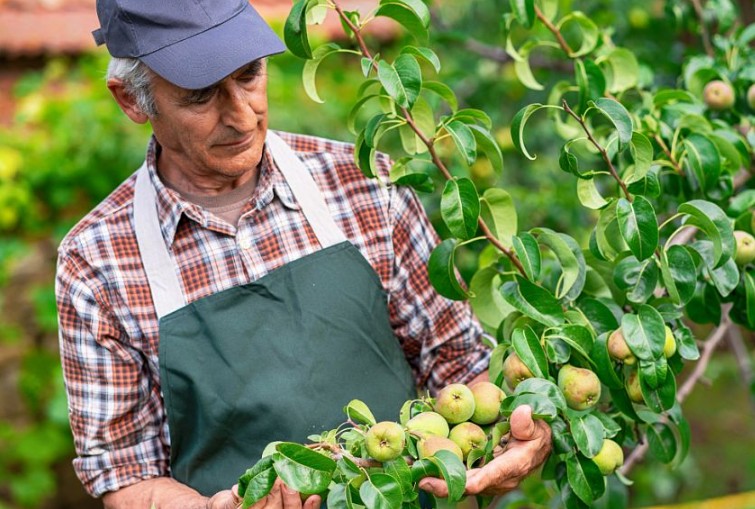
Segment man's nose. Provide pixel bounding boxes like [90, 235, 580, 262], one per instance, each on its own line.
[219, 85, 257, 131]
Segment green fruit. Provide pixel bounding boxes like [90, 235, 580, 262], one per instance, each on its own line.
[417, 436, 464, 462]
[748, 84, 755, 110]
[470, 382, 505, 425]
[734, 230, 755, 266]
[502, 352, 534, 389]
[364, 421, 405, 462]
[405, 411, 450, 438]
[663, 326, 677, 358]
[626, 369, 643, 403]
[558, 365, 601, 410]
[592, 439, 624, 475]
[435, 383, 475, 424]
[703, 80, 735, 110]
[488, 421, 510, 449]
[448, 422, 487, 460]
[607, 329, 636, 365]
[628, 7, 650, 29]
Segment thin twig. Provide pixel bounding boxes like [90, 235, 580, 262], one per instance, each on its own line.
[688, 0, 715, 57]
[726, 325, 755, 413]
[534, 6, 573, 56]
[654, 134, 685, 176]
[333, 0, 528, 277]
[621, 311, 732, 474]
[561, 100, 632, 201]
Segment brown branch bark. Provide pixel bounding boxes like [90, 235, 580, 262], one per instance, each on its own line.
[534, 6, 573, 56]
[688, 0, 715, 57]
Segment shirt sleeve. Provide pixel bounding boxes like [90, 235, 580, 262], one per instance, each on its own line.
[55, 249, 169, 497]
[385, 177, 491, 394]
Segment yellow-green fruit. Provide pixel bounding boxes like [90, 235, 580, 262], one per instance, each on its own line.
[405, 411, 449, 438]
[592, 439, 624, 475]
[470, 382, 506, 425]
[628, 7, 650, 28]
[435, 384, 475, 424]
[558, 365, 601, 410]
[489, 421, 510, 449]
[626, 370, 643, 403]
[364, 421, 405, 462]
[663, 326, 677, 358]
[448, 422, 487, 460]
[703, 80, 735, 110]
[417, 436, 464, 462]
[734, 230, 755, 266]
[607, 329, 636, 365]
[502, 352, 534, 389]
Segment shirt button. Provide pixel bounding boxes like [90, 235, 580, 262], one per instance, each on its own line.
[238, 235, 253, 250]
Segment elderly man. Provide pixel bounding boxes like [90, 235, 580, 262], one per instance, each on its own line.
[55, 0, 550, 508]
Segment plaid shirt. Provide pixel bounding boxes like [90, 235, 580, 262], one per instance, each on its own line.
[55, 131, 489, 497]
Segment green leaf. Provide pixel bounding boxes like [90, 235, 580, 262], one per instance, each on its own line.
[302, 43, 342, 103]
[375, 1, 429, 42]
[673, 324, 700, 361]
[678, 200, 735, 268]
[646, 423, 677, 464]
[746, 272, 755, 329]
[426, 450, 468, 502]
[514, 378, 568, 411]
[659, 245, 697, 306]
[579, 298, 620, 337]
[533, 228, 584, 299]
[639, 357, 668, 390]
[594, 200, 626, 261]
[445, 120, 477, 165]
[625, 132, 654, 184]
[557, 12, 599, 57]
[378, 55, 422, 109]
[501, 275, 565, 327]
[441, 178, 480, 240]
[683, 133, 721, 192]
[390, 158, 434, 193]
[452, 108, 493, 129]
[428, 239, 468, 300]
[469, 125, 504, 174]
[575, 59, 606, 114]
[608, 385, 641, 421]
[359, 473, 403, 509]
[692, 240, 740, 298]
[552, 324, 595, 362]
[621, 305, 666, 361]
[469, 267, 516, 332]
[512, 326, 548, 379]
[501, 393, 558, 421]
[511, 104, 562, 160]
[613, 256, 658, 304]
[590, 333, 624, 389]
[410, 458, 441, 483]
[284, 0, 314, 59]
[510, 0, 536, 28]
[513, 232, 541, 280]
[273, 443, 336, 495]
[344, 400, 376, 426]
[639, 366, 677, 412]
[566, 453, 606, 504]
[400, 46, 441, 73]
[422, 81, 458, 112]
[577, 178, 609, 210]
[570, 414, 606, 458]
[240, 456, 277, 509]
[479, 188, 517, 249]
[590, 98, 633, 145]
[599, 47, 639, 94]
[616, 196, 659, 261]
[354, 132, 376, 178]
[382, 457, 414, 501]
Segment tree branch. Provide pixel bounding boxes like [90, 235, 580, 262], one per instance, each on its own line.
[687, 0, 715, 57]
[534, 6, 573, 56]
[726, 325, 755, 414]
[620, 309, 733, 475]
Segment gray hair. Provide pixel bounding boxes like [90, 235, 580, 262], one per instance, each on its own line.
[106, 57, 158, 116]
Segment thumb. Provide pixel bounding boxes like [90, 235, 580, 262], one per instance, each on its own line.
[509, 405, 537, 441]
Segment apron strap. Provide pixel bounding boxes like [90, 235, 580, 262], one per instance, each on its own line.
[133, 131, 348, 319]
[134, 164, 187, 319]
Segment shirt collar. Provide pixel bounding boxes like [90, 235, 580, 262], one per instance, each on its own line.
[143, 135, 301, 247]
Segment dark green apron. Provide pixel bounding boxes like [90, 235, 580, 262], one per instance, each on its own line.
[133, 131, 417, 496]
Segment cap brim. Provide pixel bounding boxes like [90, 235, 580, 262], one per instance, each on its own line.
[140, 3, 285, 90]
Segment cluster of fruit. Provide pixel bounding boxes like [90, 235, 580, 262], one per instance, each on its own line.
[364, 382, 507, 465]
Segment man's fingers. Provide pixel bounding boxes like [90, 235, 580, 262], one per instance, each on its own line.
[303, 495, 322, 509]
[281, 482, 301, 508]
[417, 477, 450, 498]
[509, 405, 537, 441]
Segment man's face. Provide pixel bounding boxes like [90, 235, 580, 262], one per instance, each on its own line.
[148, 60, 269, 186]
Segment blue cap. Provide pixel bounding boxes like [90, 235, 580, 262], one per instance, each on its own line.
[93, 0, 286, 89]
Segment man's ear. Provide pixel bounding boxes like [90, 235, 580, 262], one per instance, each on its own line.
[107, 78, 150, 124]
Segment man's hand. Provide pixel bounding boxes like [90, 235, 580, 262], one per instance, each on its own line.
[418, 405, 552, 497]
[236, 479, 321, 509]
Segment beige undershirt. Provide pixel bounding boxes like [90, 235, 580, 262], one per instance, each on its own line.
[162, 172, 259, 227]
